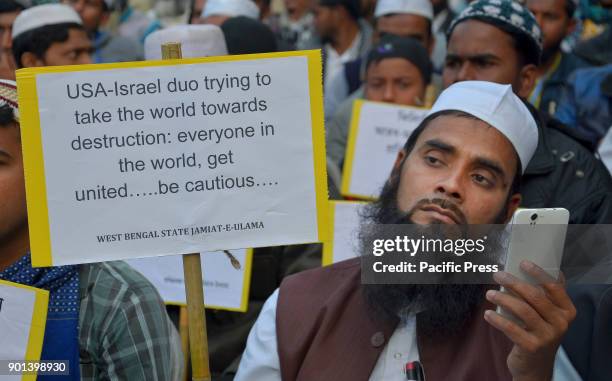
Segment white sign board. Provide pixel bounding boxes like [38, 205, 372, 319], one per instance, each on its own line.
[0, 280, 48, 381]
[127, 249, 252, 311]
[17, 51, 328, 267]
[323, 201, 368, 265]
[341, 100, 428, 199]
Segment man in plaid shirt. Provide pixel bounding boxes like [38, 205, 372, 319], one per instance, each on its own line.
[0, 79, 183, 380]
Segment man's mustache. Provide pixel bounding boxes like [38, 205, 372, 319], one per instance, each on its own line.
[410, 198, 467, 225]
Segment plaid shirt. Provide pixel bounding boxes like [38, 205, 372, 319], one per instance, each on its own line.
[78, 261, 183, 381]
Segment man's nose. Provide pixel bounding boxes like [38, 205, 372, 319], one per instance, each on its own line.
[435, 172, 464, 202]
[456, 63, 476, 82]
[382, 83, 395, 103]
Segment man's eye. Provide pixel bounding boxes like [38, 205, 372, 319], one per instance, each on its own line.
[472, 173, 493, 187]
[398, 81, 411, 89]
[424, 155, 441, 166]
[475, 60, 494, 68]
[445, 59, 460, 68]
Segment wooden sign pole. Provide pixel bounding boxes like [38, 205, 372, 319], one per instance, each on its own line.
[161, 42, 211, 381]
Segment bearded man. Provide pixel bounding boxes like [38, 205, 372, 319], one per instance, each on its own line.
[236, 80, 576, 381]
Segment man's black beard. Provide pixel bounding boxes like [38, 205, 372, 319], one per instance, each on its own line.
[360, 172, 507, 338]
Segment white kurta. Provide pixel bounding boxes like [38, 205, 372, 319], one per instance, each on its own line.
[235, 289, 582, 381]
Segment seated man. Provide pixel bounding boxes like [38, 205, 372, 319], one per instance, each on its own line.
[326, 34, 432, 169]
[443, 0, 612, 223]
[236, 81, 576, 380]
[526, 0, 591, 115]
[0, 79, 182, 379]
[12, 4, 93, 68]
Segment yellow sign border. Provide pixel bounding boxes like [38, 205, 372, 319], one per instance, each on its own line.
[321, 201, 336, 266]
[0, 279, 49, 381]
[16, 50, 329, 267]
[321, 200, 368, 266]
[340, 99, 366, 199]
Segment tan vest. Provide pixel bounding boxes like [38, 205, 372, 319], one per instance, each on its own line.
[276, 258, 514, 381]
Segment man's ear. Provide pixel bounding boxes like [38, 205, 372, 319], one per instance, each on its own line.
[19, 52, 44, 68]
[503, 194, 521, 223]
[517, 63, 538, 98]
[392, 149, 407, 172]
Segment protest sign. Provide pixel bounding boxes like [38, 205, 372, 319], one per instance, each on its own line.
[16, 50, 328, 267]
[0, 280, 49, 381]
[127, 249, 252, 311]
[341, 100, 429, 200]
[322, 201, 368, 265]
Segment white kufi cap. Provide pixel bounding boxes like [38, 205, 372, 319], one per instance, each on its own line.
[202, 0, 260, 19]
[144, 25, 228, 60]
[374, 0, 434, 20]
[12, 4, 82, 40]
[427, 81, 538, 173]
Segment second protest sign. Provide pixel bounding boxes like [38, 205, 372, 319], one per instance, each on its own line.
[342, 100, 428, 199]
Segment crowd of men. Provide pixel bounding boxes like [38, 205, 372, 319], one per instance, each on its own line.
[0, 0, 611, 379]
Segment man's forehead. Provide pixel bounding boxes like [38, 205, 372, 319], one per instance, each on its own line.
[414, 115, 518, 169]
[61, 28, 92, 47]
[526, 0, 563, 12]
[0, 11, 20, 26]
[448, 19, 513, 55]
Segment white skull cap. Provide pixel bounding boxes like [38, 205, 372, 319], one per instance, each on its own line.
[427, 81, 538, 173]
[12, 4, 82, 40]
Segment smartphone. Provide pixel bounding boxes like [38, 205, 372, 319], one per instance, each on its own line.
[497, 208, 570, 322]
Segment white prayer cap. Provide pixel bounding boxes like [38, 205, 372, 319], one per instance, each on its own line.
[12, 4, 82, 40]
[374, 0, 434, 20]
[0, 80, 19, 122]
[144, 25, 228, 60]
[427, 81, 538, 173]
[202, 0, 260, 19]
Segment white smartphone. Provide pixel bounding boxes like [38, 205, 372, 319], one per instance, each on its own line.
[497, 208, 570, 322]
